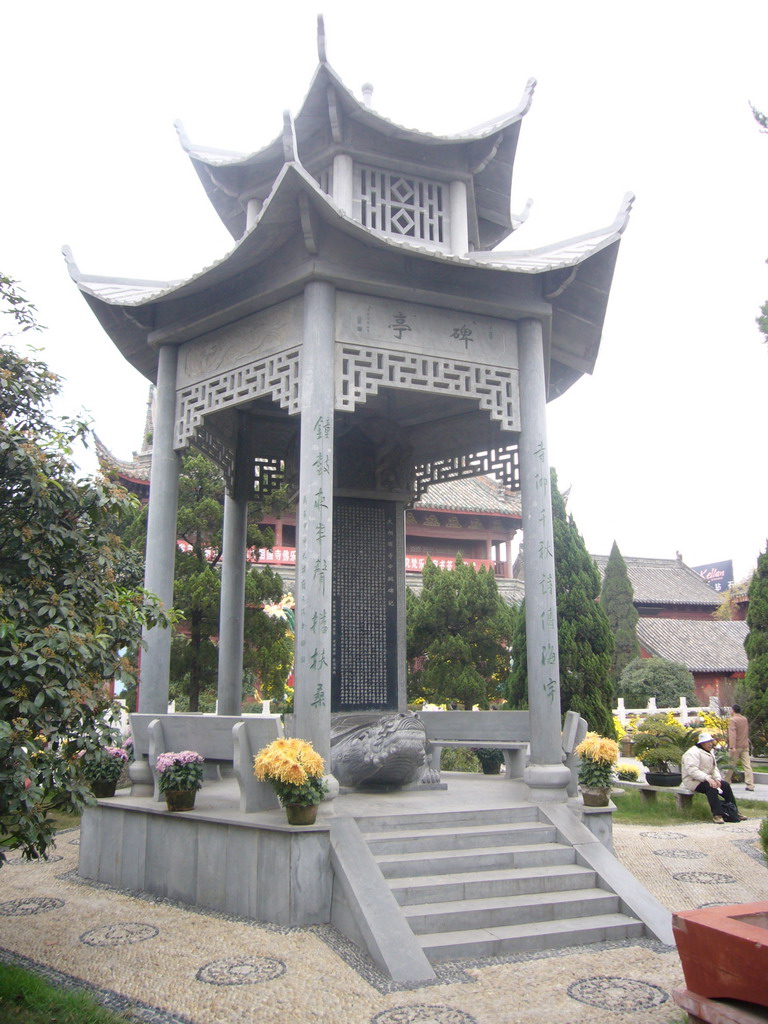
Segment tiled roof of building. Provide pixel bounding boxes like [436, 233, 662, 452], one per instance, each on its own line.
[592, 554, 720, 608]
[636, 618, 749, 673]
[415, 476, 522, 518]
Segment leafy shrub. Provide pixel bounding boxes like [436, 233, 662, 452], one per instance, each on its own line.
[615, 764, 641, 782]
[440, 747, 481, 772]
[617, 657, 697, 708]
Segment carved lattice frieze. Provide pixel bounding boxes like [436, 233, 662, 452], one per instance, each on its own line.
[175, 349, 301, 449]
[413, 446, 520, 497]
[338, 345, 519, 430]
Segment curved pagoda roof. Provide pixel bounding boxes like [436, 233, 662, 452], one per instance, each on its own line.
[175, 22, 535, 252]
[65, 20, 632, 405]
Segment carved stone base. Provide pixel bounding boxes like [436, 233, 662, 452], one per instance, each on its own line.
[330, 713, 428, 789]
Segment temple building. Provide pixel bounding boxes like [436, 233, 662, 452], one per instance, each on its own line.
[593, 553, 748, 704]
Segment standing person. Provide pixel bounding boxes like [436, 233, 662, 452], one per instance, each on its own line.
[726, 704, 755, 791]
[681, 731, 746, 823]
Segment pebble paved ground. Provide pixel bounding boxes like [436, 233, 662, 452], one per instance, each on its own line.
[0, 802, 765, 1024]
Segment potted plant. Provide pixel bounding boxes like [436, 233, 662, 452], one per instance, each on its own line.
[633, 716, 700, 786]
[253, 737, 328, 824]
[472, 748, 504, 775]
[574, 732, 619, 806]
[155, 750, 204, 811]
[80, 746, 129, 798]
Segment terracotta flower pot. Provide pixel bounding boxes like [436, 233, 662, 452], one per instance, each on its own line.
[284, 803, 318, 825]
[90, 779, 118, 798]
[164, 789, 197, 812]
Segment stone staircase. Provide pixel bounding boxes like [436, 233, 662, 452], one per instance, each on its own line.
[358, 805, 645, 961]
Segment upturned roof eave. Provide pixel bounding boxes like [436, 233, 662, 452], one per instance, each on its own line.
[177, 61, 536, 242]
[178, 64, 536, 170]
[66, 162, 626, 382]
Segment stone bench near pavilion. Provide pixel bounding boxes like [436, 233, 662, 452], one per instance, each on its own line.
[619, 779, 695, 811]
[415, 709, 587, 791]
[129, 713, 282, 812]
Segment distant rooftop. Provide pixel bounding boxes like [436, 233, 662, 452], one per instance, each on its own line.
[414, 476, 521, 518]
[636, 618, 748, 673]
[593, 554, 720, 608]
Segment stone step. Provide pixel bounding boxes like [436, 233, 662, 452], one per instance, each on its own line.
[355, 805, 539, 833]
[418, 913, 646, 961]
[365, 821, 556, 855]
[389, 862, 597, 905]
[374, 841, 576, 878]
[403, 887, 619, 934]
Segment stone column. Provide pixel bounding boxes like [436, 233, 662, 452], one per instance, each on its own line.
[217, 492, 248, 715]
[332, 155, 354, 216]
[293, 281, 335, 765]
[518, 318, 571, 801]
[449, 180, 469, 256]
[139, 344, 180, 713]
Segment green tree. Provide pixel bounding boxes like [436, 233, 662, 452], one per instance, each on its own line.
[406, 556, 516, 709]
[170, 452, 292, 711]
[507, 470, 615, 737]
[0, 282, 169, 864]
[616, 657, 696, 709]
[600, 541, 640, 684]
[743, 544, 768, 730]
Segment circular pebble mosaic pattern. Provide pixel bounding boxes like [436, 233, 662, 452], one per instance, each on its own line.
[196, 956, 286, 986]
[652, 849, 706, 859]
[672, 871, 737, 885]
[567, 976, 669, 1012]
[80, 923, 159, 947]
[639, 831, 687, 839]
[0, 896, 65, 917]
[372, 1007, 478, 1024]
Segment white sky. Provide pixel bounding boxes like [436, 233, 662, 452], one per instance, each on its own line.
[3, 0, 767, 581]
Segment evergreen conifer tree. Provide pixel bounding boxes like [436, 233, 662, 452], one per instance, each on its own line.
[744, 544, 768, 728]
[600, 541, 639, 684]
[406, 556, 516, 709]
[507, 470, 615, 737]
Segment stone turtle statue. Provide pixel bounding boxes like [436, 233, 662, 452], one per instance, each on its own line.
[330, 712, 431, 788]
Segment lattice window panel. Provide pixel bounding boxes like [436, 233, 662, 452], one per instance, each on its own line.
[338, 346, 518, 430]
[176, 349, 301, 449]
[356, 166, 446, 246]
[253, 458, 287, 500]
[413, 446, 521, 498]
[189, 424, 236, 493]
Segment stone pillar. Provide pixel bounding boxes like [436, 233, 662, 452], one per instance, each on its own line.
[139, 344, 180, 713]
[449, 180, 469, 256]
[518, 318, 571, 802]
[332, 155, 354, 217]
[217, 492, 248, 715]
[293, 281, 335, 764]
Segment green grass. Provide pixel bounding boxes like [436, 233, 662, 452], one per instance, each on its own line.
[612, 788, 767, 825]
[0, 964, 131, 1023]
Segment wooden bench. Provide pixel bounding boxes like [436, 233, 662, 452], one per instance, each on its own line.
[129, 713, 282, 812]
[619, 779, 694, 811]
[415, 710, 530, 778]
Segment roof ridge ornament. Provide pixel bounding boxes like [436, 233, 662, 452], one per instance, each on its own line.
[317, 14, 327, 63]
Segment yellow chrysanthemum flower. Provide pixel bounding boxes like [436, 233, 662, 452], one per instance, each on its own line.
[575, 732, 619, 765]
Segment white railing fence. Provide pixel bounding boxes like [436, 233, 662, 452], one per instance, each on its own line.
[614, 695, 722, 727]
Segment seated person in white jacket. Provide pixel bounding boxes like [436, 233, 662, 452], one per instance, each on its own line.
[681, 731, 746, 824]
